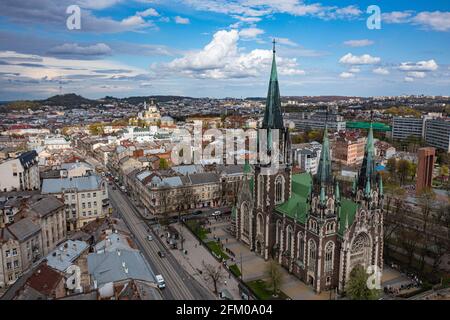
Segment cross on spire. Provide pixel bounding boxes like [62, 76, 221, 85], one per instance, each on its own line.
[272, 38, 276, 53]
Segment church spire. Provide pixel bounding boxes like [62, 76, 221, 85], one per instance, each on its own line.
[357, 111, 376, 189]
[316, 110, 332, 186]
[262, 39, 284, 130]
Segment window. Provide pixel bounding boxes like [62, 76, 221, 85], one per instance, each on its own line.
[297, 232, 304, 262]
[13, 260, 19, 269]
[275, 175, 284, 204]
[81, 194, 85, 199]
[6, 262, 12, 270]
[308, 239, 317, 272]
[5, 250, 11, 258]
[93, 192, 97, 197]
[12, 248, 17, 256]
[324, 242, 335, 274]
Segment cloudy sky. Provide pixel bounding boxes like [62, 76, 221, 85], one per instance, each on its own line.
[0, 0, 449, 100]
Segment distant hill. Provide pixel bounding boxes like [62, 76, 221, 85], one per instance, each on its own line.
[101, 95, 194, 105]
[39, 93, 96, 107]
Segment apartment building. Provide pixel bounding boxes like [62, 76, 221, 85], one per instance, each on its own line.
[425, 118, 450, 153]
[41, 175, 109, 231]
[0, 217, 43, 288]
[392, 116, 425, 140]
[292, 142, 322, 174]
[332, 136, 366, 165]
[0, 151, 40, 192]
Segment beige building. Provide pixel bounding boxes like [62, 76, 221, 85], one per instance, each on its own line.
[26, 196, 66, 256]
[0, 217, 42, 288]
[332, 136, 366, 165]
[42, 175, 109, 231]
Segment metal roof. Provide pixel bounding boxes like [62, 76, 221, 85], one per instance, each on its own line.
[42, 175, 103, 194]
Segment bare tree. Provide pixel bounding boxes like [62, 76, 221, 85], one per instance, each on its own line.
[417, 188, 436, 272]
[202, 262, 225, 295]
[266, 259, 284, 297]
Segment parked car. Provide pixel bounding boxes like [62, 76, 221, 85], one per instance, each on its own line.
[193, 210, 202, 215]
[212, 210, 221, 217]
[147, 235, 153, 241]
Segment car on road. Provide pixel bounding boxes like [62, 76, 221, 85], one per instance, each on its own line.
[147, 235, 153, 241]
[155, 274, 166, 289]
[193, 210, 202, 215]
[158, 250, 166, 258]
[212, 210, 221, 217]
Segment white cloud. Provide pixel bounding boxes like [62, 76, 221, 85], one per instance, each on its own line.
[404, 77, 414, 82]
[48, 43, 112, 56]
[343, 39, 374, 47]
[174, 16, 190, 24]
[407, 71, 426, 79]
[373, 67, 390, 75]
[165, 29, 304, 79]
[0, 50, 146, 81]
[399, 60, 438, 71]
[383, 11, 450, 32]
[182, 0, 362, 20]
[339, 53, 380, 65]
[121, 15, 147, 27]
[239, 28, 264, 39]
[339, 72, 355, 79]
[276, 38, 298, 47]
[412, 11, 450, 32]
[382, 11, 413, 24]
[137, 8, 159, 17]
[348, 67, 360, 73]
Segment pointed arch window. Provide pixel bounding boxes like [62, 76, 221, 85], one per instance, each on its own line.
[258, 177, 264, 208]
[241, 202, 250, 236]
[275, 175, 284, 204]
[324, 241, 335, 274]
[285, 225, 293, 253]
[297, 232, 304, 263]
[308, 239, 317, 272]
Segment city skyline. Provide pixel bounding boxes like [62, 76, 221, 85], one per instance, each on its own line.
[0, 0, 449, 100]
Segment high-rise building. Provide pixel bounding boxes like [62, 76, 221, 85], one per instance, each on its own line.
[424, 118, 450, 153]
[416, 147, 436, 194]
[392, 116, 425, 140]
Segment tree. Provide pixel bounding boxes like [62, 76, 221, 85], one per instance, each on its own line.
[397, 159, 412, 185]
[202, 262, 225, 295]
[265, 259, 284, 297]
[159, 158, 169, 170]
[345, 266, 380, 300]
[386, 158, 397, 181]
[88, 122, 104, 135]
[383, 186, 407, 260]
[417, 188, 436, 272]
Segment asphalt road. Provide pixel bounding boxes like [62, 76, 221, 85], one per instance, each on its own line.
[108, 185, 215, 300]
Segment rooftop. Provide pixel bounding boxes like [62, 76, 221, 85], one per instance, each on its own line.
[42, 175, 103, 194]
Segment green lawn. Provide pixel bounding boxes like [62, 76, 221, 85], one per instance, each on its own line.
[246, 279, 290, 300]
[185, 220, 208, 241]
[229, 264, 241, 278]
[206, 241, 230, 261]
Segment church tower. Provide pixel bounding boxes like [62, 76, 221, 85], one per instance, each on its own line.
[305, 120, 341, 292]
[236, 41, 291, 259]
[338, 117, 384, 292]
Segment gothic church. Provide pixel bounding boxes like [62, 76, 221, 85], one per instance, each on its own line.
[234, 43, 384, 294]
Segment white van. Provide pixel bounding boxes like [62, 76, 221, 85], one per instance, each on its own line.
[155, 274, 166, 289]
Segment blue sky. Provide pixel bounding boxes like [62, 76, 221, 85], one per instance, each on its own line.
[0, 0, 449, 100]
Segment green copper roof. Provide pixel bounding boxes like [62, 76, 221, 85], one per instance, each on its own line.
[335, 181, 341, 202]
[262, 45, 284, 130]
[346, 121, 391, 132]
[320, 186, 326, 205]
[316, 125, 332, 186]
[275, 173, 311, 223]
[339, 198, 359, 235]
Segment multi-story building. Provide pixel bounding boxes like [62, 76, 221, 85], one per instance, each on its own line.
[26, 196, 67, 256]
[292, 142, 322, 174]
[290, 108, 346, 131]
[0, 151, 40, 192]
[332, 136, 366, 166]
[41, 175, 109, 231]
[416, 147, 436, 194]
[392, 116, 425, 140]
[424, 118, 450, 153]
[0, 217, 43, 288]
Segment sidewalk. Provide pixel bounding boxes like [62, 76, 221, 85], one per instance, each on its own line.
[165, 223, 242, 300]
